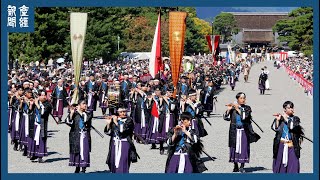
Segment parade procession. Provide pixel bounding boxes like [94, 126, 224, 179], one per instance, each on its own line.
[7, 7, 314, 174]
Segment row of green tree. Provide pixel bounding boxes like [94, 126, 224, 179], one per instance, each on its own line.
[272, 7, 313, 56]
[9, 7, 213, 63]
[209, 7, 313, 56]
[9, 7, 313, 63]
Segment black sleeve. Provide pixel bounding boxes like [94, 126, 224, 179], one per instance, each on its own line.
[223, 109, 232, 121]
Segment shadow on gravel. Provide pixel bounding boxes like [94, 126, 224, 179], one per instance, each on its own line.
[48, 151, 59, 156]
[201, 156, 217, 162]
[89, 170, 111, 173]
[244, 166, 268, 173]
[45, 157, 69, 163]
[215, 87, 226, 96]
[47, 130, 59, 137]
[47, 130, 59, 133]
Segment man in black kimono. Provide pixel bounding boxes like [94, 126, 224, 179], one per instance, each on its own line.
[223, 92, 260, 173]
[183, 90, 208, 138]
[120, 73, 131, 107]
[65, 99, 92, 173]
[132, 83, 148, 143]
[165, 112, 207, 173]
[85, 74, 99, 114]
[258, 68, 268, 95]
[200, 80, 216, 117]
[271, 101, 304, 173]
[28, 90, 52, 163]
[178, 76, 190, 96]
[51, 79, 68, 123]
[10, 85, 24, 151]
[99, 75, 108, 116]
[104, 107, 139, 173]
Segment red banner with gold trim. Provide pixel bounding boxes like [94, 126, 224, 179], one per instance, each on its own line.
[169, 12, 187, 98]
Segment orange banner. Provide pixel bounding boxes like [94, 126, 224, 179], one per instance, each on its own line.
[169, 12, 187, 97]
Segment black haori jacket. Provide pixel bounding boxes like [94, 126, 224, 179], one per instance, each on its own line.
[271, 116, 303, 159]
[104, 117, 139, 168]
[132, 93, 145, 124]
[65, 111, 92, 154]
[200, 86, 215, 105]
[28, 101, 52, 138]
[158, 98, 177, 133]
[223, 105, 260, 148]
[39, 101, 53, 138]
[165, 128, 207, 173]
[51, 86, 68, 109]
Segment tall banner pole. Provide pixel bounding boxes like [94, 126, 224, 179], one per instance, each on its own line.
[169, 12, 187, 98]
[70, 12, 88, 105]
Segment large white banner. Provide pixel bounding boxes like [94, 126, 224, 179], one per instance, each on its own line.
[70, 12, 88, 104]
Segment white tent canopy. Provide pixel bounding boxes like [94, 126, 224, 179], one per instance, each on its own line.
[135, 53, 150, 60]
[56, 57, 65, 63]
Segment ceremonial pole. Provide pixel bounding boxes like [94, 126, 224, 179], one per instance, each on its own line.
[70, 12, 88, 105]
[169, 11, 187, 98]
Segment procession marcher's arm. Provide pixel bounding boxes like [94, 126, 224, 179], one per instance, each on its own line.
[65, 108, 75, 127]
[271, 116, 284, 132]
[290, 116, 304, 135]
[223, 106, 233, 121]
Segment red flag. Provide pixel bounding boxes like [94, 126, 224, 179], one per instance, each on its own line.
[206, 35, 220, 64]
[149, 13, 162, 78]
[151, 102, 159, 118]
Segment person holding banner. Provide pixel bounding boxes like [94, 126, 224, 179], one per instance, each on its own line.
[51, 79, 68, 123]
[271, 101, 304, 173]
[99, 75, 108, 116]
[157, 85, 177, 155]
[65, 99, 92, 173]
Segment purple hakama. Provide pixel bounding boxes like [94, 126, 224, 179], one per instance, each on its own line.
[99, 93, 107, 109]
[28, 124, 48, 158]
[166, 153, 193, 173]
[109, 138, 131, 173]
[273, 143, 300, 173]
[10, 111, 20, 141]
[52, 99, 64, 118]
[146, 116, 160, 144]
[157, 114, 174, 142]
[191, 119, 199, 134]
[87, 93, 95, 112]
[19, 114, 29, 146]
[229, 76, 236, 88]
[229, 129, 250, 163]
[69, 134, 90, 167]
